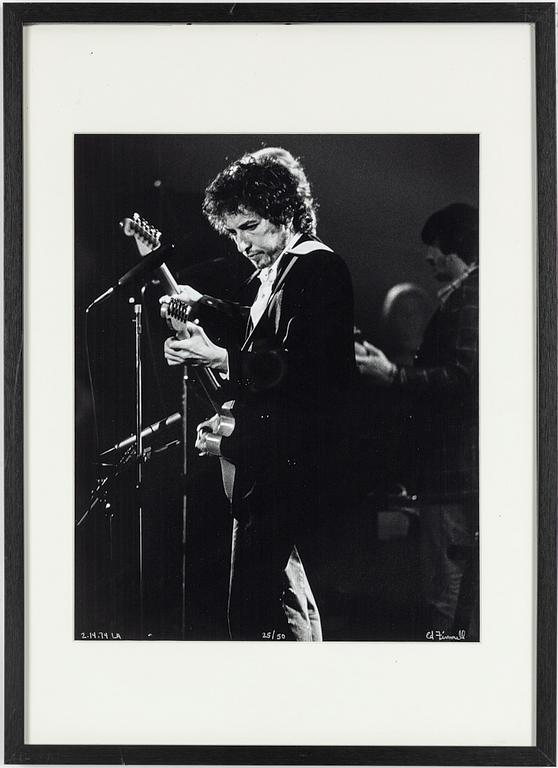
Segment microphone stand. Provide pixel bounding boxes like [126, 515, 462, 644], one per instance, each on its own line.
[181, 365, 189, 640]
[88, 254, 178, 639]
[133, 294, 144, 638]
[83, 291, 147, 638]
[133, 269, 185, 640]
[150, 266, 191, 640]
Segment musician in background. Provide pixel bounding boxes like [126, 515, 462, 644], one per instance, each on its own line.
[355, 203, 479, 636]
[163, 149, 355, 640]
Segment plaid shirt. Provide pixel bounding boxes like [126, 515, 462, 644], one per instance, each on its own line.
[394, 266, 479, 501]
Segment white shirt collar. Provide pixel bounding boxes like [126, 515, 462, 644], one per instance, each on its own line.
[258, 231, 301, 283]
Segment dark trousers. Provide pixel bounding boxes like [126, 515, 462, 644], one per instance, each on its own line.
[227, 489, 322, 641]
[420, 502, 473, 633]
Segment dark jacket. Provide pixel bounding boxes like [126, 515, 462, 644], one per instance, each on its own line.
[197, 235, 355, 519]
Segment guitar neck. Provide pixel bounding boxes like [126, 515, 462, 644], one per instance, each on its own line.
[158, 263, 180, 296]
[156, 263, 227, 413]
[167, 299, 226, 412]
[192, 364, 226, 414]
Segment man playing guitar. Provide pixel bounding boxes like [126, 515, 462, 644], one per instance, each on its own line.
[162, 148, 355, 641]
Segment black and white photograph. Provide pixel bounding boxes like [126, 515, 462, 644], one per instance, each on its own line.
[6, 3, 556, 760]
[75, 134, 479, 643]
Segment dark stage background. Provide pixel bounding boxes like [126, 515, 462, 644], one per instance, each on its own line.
[75, 134, 479, 641]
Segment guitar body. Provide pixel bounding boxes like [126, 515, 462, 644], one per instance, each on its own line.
[199, 402, 237, 503]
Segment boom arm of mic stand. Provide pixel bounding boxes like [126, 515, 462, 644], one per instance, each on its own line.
[100, 412, 182, 459]
[86, 244, 175, 312]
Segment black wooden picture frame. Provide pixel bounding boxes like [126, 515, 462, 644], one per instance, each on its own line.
[4, 3, 557, 764]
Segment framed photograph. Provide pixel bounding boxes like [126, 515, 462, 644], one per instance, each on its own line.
[4, 2, 556, 764]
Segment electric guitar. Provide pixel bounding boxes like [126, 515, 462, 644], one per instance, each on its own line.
[121, 213, 236, 501]
[160, 295, 236, 501]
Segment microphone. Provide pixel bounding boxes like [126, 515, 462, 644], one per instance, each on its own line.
[100, 411, 182, 458]
[87, 243, 174, 311]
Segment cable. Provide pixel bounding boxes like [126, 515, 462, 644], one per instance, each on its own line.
[84, 305, 101, 478]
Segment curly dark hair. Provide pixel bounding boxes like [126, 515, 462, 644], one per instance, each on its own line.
[203, 150, 317, 235]
[421, 203, 479, 264]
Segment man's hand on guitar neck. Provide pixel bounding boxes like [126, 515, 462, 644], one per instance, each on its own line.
[159, 284, 203, 309]
[164, 321, 229, 374]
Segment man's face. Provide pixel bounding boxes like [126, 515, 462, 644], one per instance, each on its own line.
[221, 209, 292, 269]
[425, 244, 454, 282]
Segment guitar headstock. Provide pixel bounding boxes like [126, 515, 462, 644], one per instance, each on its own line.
[120, 212, 162, 257]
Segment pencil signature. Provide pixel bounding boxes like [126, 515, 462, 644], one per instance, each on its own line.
[425, 629, 466, 641]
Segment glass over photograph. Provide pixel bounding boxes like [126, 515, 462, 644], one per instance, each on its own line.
[75, 134, 479, 642]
